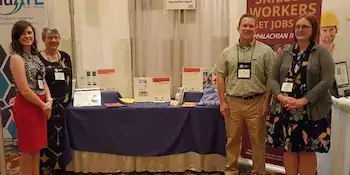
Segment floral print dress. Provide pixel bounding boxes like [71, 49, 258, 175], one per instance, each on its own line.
[266, 45, 331, 153]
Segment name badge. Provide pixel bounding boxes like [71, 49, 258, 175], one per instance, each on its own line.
[38, 80, 44, 90]
[54, 72, 65, 81]
[281, 82, 293, 92]
[237, 62, 251, 79]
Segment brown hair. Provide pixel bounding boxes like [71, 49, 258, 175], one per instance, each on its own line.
[10, 20, 38, 55]
[238, 13, 257, 27]
[294, 14, 319, 42]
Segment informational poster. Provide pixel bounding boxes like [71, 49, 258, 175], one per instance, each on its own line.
[78, 70, 97, 88]
[78, 69, 118, 91]
[133, 77, 151, 102]
[335, 62, 349, 86]
[97, 69, 118, 91]
[165, 0, 196, 10]
[150, 77, 171, 101]
[133, 77, 171, 102]
[241, 0, 322, 167]
[182, 67, 202, 92]
[202, 68, 213, 88]
[182, 67, 214, 92]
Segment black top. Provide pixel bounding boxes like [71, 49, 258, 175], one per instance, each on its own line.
[38, 51, 73, 102]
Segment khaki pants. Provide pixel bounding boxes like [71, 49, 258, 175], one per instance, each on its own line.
[224, 96, 266, 175]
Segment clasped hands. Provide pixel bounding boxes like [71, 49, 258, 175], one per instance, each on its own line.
[276, 94, 308, 110]
[43, 98, 53, 119]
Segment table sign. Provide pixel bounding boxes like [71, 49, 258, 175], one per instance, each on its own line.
[182, 67, 202, 92]
[134, 77, 171, 102]
[202, 68, 213, 88]
[73, 88, 102, 107]
[151, 77, 171, 101]
[335, 61, 350, 86]
[97, 69, 118, 91]
[134, 77, 151, 102]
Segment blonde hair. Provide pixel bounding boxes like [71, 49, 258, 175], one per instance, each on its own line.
[42, 28, 60, 39]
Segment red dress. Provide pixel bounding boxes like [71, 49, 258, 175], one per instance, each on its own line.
[13, 93, 47, 152]
[12, 52, 48, 153]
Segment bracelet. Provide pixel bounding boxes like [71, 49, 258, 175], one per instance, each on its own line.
[47, 98, 53, 102]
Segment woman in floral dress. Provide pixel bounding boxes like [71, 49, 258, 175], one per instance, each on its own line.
[267, 14, 334, 175]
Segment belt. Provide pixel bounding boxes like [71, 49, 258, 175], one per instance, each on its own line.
[231, 93, 263, 100]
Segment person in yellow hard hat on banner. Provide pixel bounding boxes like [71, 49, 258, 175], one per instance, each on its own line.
[320, 12, 340, 98]
[320, 11, 339, 55]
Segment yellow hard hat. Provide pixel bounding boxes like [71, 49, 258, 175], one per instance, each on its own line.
[321, 12, 339, 28]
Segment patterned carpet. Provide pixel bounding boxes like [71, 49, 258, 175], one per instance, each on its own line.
[65, 170, 283, 175]
[65, 172, 280, 175]
[4, 139, 20, 175]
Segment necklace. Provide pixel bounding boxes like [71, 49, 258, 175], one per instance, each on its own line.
[44, 50, 59, 62]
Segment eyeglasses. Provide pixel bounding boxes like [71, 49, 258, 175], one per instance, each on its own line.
[295, 24, 312, 29]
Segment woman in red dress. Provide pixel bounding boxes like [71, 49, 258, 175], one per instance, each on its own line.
[10, 20, 53, 175]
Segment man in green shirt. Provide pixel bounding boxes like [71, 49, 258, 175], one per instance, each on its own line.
[213, 13, 275, 175]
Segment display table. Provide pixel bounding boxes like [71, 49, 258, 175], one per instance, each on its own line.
[317, 97, 350, 175]
[65, 92, 227, 173]
[66, 92, 350, 174]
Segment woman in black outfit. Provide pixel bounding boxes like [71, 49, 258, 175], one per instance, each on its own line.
[38, 28, 72, 174]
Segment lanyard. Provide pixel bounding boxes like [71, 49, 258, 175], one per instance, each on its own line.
[288, 42, 315, 81]
[236, 43, 255, 63]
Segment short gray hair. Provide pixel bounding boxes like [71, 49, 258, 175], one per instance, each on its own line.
[42, 28, 60, 39]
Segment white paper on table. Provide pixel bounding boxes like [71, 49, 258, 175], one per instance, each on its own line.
[85, 70, 93, 87]
[335, 61, 350, 86]
[80, 69, 98, 88]
[97, 69, 117, 91]
[182, 67, 202, 92]
[150, 77, 171, 101]
[133, 77, 152, 102]
[73, 89, 101, 107]
[202, 68, 213, 88]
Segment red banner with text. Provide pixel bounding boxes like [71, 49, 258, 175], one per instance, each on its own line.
[248, 0, 321, 45]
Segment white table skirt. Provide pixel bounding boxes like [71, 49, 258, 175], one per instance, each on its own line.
[317, 98, 350, 175]
[66, 151, 226, 173]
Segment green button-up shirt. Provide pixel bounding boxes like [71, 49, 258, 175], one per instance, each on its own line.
[213, 40, 276, 96]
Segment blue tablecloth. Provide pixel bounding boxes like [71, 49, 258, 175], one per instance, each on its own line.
[65, 92, 226, 157]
